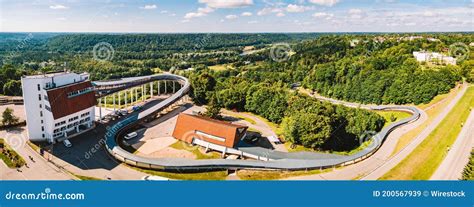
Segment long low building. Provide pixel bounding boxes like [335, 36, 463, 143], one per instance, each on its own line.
[172, 113, 248, 148]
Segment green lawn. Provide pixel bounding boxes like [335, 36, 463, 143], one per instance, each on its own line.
[243, 112, 284, 137]
[71, 173, 102, 180]
[170, 141, 222, 159]
[0, 138, 26, 168]
[237, 168, 335, 180]
[131, 166, 228, 180]
[375, 111, 412, 127]
[209, 64, 235, 71]
[380, 86, 474, 180]
[230, 113, 257, 125]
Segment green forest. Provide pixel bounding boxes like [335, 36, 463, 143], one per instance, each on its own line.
[0, 32, 472, 151]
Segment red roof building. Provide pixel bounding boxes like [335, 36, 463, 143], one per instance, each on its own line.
[172, 114, 248, 148]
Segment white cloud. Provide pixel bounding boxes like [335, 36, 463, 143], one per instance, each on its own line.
[348, 9, 362, 14]
[140, 4, 157, 10]
[56, 17, 67, 21]
[199, 0, 253, 8]
[225, 14, 238, 20]
[308, 0, 339, 7]
[276, 12, 286, 17]
[348, 9, 365, 19]
[184, 7, 215, 19]
[184, 12, 206, 19]
[423, 11, 435, 17]
[198, 7, 215, 13]
[312, 12, 333, 18]
[241, 12, 253, 16]
[286, 4, 313, 13]
[49, 4, 69, 10]
[248, 20, 258, 24]
[257, 7, 283, 16]
[161, 10, 168, 14]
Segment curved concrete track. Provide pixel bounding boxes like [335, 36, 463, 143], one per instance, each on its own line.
[288, 83, 468, 180]
[103, 74, 423, 171]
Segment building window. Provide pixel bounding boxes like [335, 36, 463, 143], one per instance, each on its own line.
[38, 94, 42, 101]
[45, 105, 51, 112]
[40, 111, 43, 117]
[41, 120, 43, 124]
[42, 134, 45, 138]
[37, 84, 40, 91]
[39, 104, 42, 108]
[41, 126, 44, 131]
[44, 95, 48, 101]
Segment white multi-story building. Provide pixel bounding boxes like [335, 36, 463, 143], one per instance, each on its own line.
[413, 51, 457, 65]
[21, 71, 96, 142]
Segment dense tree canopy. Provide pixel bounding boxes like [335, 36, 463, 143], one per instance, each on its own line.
[1, 32, 472, 151]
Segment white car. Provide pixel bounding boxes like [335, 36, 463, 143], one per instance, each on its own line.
[63, 139, 72, 148]
[124, 132, 138, 140]
[141, 175, 170, 181]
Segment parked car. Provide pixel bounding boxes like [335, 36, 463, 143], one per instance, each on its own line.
[63, 139, 72, 148]
[124, 132, 138, 140]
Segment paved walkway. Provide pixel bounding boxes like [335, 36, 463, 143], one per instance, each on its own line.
[1, 128, 74, 180]
[431, 109, 474, 180]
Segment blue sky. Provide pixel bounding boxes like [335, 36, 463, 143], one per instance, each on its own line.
[0, 0, 472, 32]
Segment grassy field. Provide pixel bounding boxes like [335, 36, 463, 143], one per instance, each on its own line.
[375, 111, 412, 127]
[71, 173, 102, 180]
[0, 138, 26, 168]
[227, 113, 256, 125]
[131, 166, 228, 180]
[170, 141, 222, 159]
[391, 84, 464, 155]
[380, 86, 474, 180]
[237, 168, 335, 180]
[209, 64, 235, 71]
[243, 112, 284, 137]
